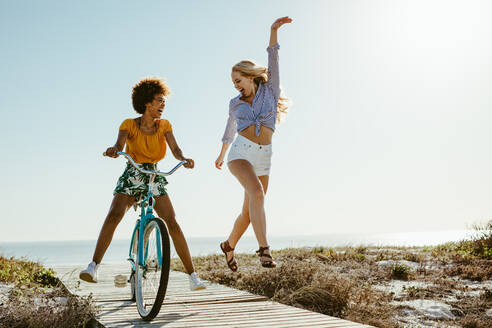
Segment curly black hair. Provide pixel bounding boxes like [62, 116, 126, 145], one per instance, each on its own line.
[131, 77, 171, 114]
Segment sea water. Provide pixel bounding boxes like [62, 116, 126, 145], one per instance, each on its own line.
[0, 230, 476, 267]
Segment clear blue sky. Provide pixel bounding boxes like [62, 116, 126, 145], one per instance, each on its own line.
[1, 0, 491, 242]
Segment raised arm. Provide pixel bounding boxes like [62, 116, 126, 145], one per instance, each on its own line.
[267, 17, 292, 96]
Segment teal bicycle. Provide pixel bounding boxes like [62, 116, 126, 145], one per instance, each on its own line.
[108, 151, 186, 321]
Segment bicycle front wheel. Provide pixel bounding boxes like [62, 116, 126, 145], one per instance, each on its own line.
[135, 218, 171, 321]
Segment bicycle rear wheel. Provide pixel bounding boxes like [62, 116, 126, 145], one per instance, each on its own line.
[129, 267, 136, 302]
[135, 218, 171, 321]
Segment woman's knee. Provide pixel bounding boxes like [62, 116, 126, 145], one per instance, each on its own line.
[162, 216, 181, 234]
[248, 188, 265, 202]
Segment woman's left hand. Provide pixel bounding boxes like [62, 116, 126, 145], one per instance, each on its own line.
[183, 158, 195, 169]
[271, 16, 293, 30]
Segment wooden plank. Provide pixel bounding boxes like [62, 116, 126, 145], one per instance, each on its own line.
[99, 310, 336, 321]
[54, 264, 373, 328]
[102, 318, 360, 327]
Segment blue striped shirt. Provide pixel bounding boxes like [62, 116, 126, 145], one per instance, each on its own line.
[221, 43, 281, 144]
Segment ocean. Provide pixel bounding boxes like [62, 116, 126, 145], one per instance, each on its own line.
[0, 230, 476, 267]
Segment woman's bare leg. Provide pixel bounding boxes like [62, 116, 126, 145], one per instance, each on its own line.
[227, 192, 250, 248]
[224, 175, 269, 265]
[227, 175, 269, 247]
[228, 160, 273, 261]
[92, 193, 135, 264]
[154, 194, 195, 275]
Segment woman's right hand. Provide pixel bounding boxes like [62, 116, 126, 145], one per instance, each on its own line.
[271, 16, 293, 31]
[215, 155, 225, 170]
[104, 146, 119, 158]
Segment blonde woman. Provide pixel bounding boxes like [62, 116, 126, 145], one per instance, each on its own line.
[215, 17, 292, 271]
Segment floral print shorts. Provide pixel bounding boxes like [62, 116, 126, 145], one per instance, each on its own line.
[114, 162, 168, 200]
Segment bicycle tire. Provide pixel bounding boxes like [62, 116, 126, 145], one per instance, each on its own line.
[129, 268, 136, 302]
[135, 218, 171, 321]
[129, 231, 138, 302]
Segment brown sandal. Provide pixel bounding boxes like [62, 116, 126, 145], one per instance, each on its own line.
[220, 241, 238, 272]
[256, 246, 277, 268]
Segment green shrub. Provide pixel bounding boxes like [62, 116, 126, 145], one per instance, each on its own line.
[0, 256, 61, 287]
[457, 220, 492, 259]
[391, 263, 410, 280]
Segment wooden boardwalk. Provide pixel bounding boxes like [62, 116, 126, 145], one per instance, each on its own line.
[55, 263, 372, 328]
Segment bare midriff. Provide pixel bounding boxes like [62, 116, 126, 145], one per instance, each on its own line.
[239, 125, 274, 145]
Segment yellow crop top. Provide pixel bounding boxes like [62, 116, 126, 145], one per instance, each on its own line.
[119, 118, 172, 163]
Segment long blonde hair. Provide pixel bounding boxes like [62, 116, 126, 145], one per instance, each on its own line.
[232, 60, 290, 123]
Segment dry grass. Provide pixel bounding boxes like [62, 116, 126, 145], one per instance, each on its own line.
[454, 289, 492, 328]
[444, 260, 492, 282]
[173, 243, 492, 328]
[0, 289, 97, 328]
[0, 256, 97, 328]
[173, 248, 398, 327]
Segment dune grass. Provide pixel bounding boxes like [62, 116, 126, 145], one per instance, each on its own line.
[172, 221, 492, 327]
[0, 256, 97, 328]
[458, 221, 492, 259]
[173, 248, 400, 327]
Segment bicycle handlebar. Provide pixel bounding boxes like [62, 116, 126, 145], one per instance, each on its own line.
[103, 151, 186, 177]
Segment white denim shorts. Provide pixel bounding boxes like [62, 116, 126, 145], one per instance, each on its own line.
[227, 135, 273, 176]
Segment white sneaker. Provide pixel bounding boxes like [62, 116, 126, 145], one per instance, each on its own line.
[188, 272, 206, 291]
[79, 261, 99, 283]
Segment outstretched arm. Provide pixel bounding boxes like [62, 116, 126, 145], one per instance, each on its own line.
[269, 16, 292, 48]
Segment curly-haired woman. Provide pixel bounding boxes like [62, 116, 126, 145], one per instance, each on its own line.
[215, 17, 292, 271]
[80, 77, 205, 291]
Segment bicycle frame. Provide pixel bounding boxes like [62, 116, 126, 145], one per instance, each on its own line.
[128, 175, 161, 269]
[107, 152, 185, 271]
